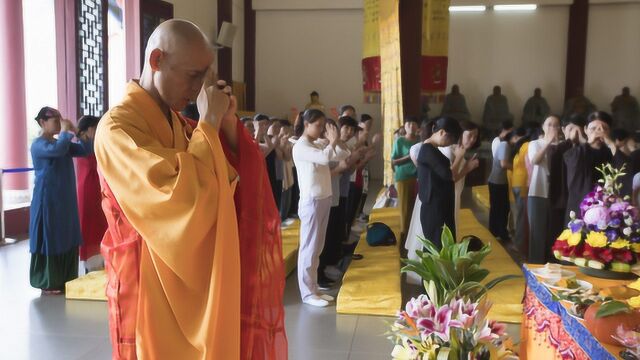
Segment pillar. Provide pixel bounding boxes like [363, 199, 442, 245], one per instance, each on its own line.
[0, 0, 29, 189]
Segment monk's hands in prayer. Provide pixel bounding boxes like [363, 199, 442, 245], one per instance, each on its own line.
[219, 80, 238, 127]
[197, 68, 231, 129]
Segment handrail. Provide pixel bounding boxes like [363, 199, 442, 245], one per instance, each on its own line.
[1, 168, 34, 173]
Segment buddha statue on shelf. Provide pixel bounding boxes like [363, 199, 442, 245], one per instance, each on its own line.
[482, 85, 512, 136]
[562, 87, 596, 122]
[522, 88, 551, 125]
[440, 84, 470, 122]
[305, 90, 325, 111]
[611, 87, 640, 132]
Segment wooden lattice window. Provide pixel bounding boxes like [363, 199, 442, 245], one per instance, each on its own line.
[76, 0, 108, 116]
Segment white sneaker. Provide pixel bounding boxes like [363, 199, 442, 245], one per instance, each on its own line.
[303, 295, 329, 307]
[324, 266, 343, 281]
[319, 294, 335, 302]
[351, 223, 365, 233]
[282, 218, 295, 226]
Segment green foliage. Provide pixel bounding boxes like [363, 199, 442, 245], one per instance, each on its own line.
[595, 300, 632, 318]
[596, 163, 626, 196]
[401, 226, 520, 306]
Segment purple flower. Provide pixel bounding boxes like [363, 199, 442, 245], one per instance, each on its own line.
[608, 218, 622, 228]
[570, 220, 585, 233]
[405, 295, 434, 319]
[611, 202, 630, 212]
[489, 320, 507, 338]
[606, 229, 619, 241]
[417, 305, 453, 342]
[449, 298, 479, 328]
[475, 321, 494, 343]
[584, 206, 610, 226]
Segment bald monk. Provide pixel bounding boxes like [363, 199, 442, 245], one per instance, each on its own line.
[95, 20, 286, 359]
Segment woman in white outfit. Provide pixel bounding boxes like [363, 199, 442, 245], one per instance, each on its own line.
[405, 120, 479, 284]
[292, 109, 350, 307]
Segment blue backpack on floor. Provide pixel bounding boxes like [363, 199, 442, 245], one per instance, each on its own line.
[366, 222, 397, 246]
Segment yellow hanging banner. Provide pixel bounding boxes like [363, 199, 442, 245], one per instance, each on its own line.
[379, 0, 403, 185]
[362, 0, 381, 103]
[421, 0, 450, 104]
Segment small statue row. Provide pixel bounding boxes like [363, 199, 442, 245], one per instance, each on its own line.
[441, 85, 640, 133]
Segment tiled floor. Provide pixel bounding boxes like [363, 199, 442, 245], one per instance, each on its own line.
[0, 184, 521, 359]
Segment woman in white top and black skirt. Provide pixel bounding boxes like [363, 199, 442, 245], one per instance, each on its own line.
[292, 109, 350, 307]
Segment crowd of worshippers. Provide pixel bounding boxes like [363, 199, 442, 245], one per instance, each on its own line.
[26, 99, 381, 308]
[191, 100, 383, 308]
[484, 111, 640, 265]
[394, 84, 640, 270]
[234, 105, 381, 307]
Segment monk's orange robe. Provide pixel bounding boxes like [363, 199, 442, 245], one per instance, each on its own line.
[95, 81, 240, 359]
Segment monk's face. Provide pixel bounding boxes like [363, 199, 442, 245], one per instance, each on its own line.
[155, 43, 214, 111]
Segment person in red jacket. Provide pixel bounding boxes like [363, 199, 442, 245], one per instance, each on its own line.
[75, 115, 107, 271]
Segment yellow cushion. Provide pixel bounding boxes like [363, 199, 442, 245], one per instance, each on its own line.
[65, 270, 107, 301]
[337, 207, 403, 317]
[458, 209, 524, 323]
[337, 206, 524, 323]
[281, 219, 300, 276]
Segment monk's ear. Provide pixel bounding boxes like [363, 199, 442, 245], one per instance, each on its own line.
[149, 49, 164, 71]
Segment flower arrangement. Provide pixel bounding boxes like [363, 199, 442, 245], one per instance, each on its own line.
[389, 296, 516, 360]
[392, 226, 520, 359]
[552, 164, 640, 273]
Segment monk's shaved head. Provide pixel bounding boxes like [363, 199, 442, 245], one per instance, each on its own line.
[143, 19, 212, 68]
[140, 19, 216, 114]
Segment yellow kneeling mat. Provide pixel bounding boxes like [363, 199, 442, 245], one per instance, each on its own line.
[65, 270, 107, 301]
[337, 207, 402, 317]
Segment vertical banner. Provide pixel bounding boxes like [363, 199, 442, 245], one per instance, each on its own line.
[421, 0, 450, 104]
[362, 0, 381, 104]
[379, 0, 403, 185]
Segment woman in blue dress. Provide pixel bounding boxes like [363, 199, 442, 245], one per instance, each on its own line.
[30, 107, 92, 294]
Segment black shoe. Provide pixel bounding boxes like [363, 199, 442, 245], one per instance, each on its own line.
[318, 280, 335, 290]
